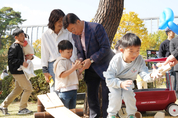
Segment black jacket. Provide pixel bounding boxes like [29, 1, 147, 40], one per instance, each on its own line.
[8, 43, 24, 74]
[170, 36, 178, 71]
[159, 39, 171, 58]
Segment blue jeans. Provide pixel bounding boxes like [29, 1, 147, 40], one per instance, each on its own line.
[48, 61, 56, 93]
[58, 90, 77, 109]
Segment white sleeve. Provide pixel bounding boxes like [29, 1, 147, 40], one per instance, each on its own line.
[138, 58, 153, 82]
[41, 34, 50, 67]
[55, 60, 66, 78]
[103, 57, 122, 88]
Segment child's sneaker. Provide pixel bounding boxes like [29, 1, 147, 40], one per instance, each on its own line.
[18, 108, 32, 114]
[128, 114, 136, 118]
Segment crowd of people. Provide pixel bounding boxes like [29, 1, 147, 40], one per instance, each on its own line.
[0, 8, 178, 118]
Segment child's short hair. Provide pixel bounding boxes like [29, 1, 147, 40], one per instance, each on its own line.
[58, 40, 73, 51]
[115, 40, 120, 51]
[119, 33, 141, 49]
[13, 28, 24, 36]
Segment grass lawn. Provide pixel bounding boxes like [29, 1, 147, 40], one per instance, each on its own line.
[0, 99, 178, 118]
[0, 101, 37, 118]
[0, 100, 84, 118]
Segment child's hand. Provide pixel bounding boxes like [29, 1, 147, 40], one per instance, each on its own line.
[15, 40, 20, 44]
[120, 80, 133, 90]
[15, 40, 24, 46]
[72, 60, 82, 69]
[151, 64, 162, 80]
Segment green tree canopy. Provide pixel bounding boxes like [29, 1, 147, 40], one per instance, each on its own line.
[0, 7, 26, 49]
[140, 30, 167, 57]
[0, 7, 25, 71]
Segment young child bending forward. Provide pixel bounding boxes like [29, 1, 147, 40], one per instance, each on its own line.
[103, 33, 162, 118]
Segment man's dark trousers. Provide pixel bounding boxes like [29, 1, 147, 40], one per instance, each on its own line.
[85, 66, 109, 118]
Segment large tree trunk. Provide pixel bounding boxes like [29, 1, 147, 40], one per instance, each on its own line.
[83, 0, 124, 117]
[93, 0, 124, 44]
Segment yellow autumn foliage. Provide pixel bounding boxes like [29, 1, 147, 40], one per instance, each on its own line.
[33, 38, 41, 58]
[112, 10, 167, 58]
[112, 11, 148, 49]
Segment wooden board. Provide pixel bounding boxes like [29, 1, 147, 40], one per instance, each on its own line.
[154, 111, 165, 118]
[37, 92, 80, 118]
[38, 92, 64, 109]
[37, 94, 55, 109]
[46, 107, 80, 118]
[47, 92, 64, 108]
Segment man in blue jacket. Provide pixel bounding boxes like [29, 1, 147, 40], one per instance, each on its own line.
[63, 13, 114, 118]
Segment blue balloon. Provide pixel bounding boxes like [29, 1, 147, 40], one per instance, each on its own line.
[168, 21, 178, 35]
[159, 12, 167, 29]
[164, 8, 174, 21]
[159, 8, 174, 29]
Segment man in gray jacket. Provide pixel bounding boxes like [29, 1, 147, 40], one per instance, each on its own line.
[170, 35, 178, 97]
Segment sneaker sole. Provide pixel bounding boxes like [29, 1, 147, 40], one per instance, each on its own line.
[17, 111, 32, 115]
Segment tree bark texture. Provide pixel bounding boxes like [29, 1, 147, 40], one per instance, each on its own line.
[83, 0, 124, 117]
[93, 0, 124, 44]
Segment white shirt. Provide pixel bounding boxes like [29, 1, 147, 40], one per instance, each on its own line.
[41, 28, 77, 67]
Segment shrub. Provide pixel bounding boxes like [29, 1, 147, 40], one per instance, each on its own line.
[78, 79, 86, 93]
[0, 69, 86, 101]
[0, 70, 49, 101]
[29, 69, 50, 101]
[0, 75, 14, 99]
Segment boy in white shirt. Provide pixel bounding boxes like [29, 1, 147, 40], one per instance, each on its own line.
[103, 33, 162, 118]
[53, 40, 82, 110]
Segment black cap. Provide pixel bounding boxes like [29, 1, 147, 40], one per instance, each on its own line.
[12, 28, 24, 36]
[165, 27, 172, 32]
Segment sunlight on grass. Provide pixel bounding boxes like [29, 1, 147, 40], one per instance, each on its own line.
[0, 101, 37, 118]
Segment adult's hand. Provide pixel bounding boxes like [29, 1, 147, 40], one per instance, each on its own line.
[44, 73, 52, 83]
[82, 58, 91, 70]
[163, 55, 178, 67]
